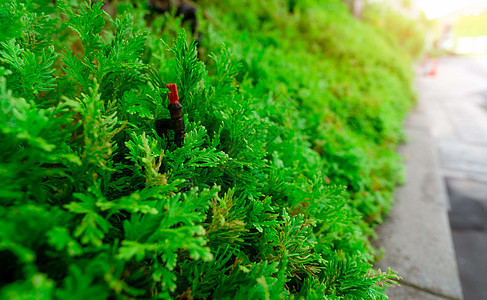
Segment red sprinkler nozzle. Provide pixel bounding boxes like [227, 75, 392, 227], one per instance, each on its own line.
[166, 83, 179, 104]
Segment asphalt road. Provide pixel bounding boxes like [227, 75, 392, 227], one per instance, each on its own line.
[418, 55, 487, 300]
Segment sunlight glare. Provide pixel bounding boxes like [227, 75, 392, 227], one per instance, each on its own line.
[418, 0, 487, 19]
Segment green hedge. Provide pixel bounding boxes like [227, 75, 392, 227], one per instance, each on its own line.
[0, 0, 417, 298]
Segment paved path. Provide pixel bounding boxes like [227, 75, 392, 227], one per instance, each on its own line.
[376, 56, 487, 300]
[375, 105, 463, 300]
[418, 56, 487, 300]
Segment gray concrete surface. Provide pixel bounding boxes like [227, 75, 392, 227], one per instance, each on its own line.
[375, 114, 463, 300]
[447, 177, 487, 300]
[419, 56, 487, 300]
[377, 56, 487, 300]
[450, 230, 487, 300]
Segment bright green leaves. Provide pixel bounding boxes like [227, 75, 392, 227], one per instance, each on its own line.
[0, 40, 23, 72]
[0, 1, 26, 42]
[55, 264, 111, 300]
[0, 2, 226, 298]
[212, 260, 281, 299]
[77, 84, 121, 174]
[0, 0, 57, 50]
[0, 39, 58, 99]
[0, 273, 55, 300]
[0, 203, 72, 296]
[0, 205, 47, 264]
[207, 188, 248, 246]
[58, 0, 106, 56]
[320, 257, 400, 299]
[121, 89, 157, 120]
[106, 13, 147, 72]
[166, 31, 205, 104]
[118, 186, 219, 293]
[46, 227, 83, 257]
[65, 186, 111, 247]
[96, 189, 160, 215]
[0, 0, 408, 298]
[62, 48, 90, 91]
[125, 131, 165, 186]
[163, 126, 229, 186]
[59, 0, 148, 94]
[73, 214, 110, 249]
[261, 210, 321, 280]
[209, 46, 240, 100]
[0, 74, 78, 204]
[117, 240, 162, 262]
[1, 96, 55, 152]
[181, 246, 236, 298]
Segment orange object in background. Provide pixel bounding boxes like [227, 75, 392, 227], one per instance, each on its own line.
[429, 59, 439, 77]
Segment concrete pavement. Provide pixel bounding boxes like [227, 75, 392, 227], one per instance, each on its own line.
[376, 56, 487, 299]
[423, 56, 487, 300]
[375, 108, 463, 300]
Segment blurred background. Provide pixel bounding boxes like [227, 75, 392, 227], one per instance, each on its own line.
[349, 1, 487, 299]
[347, 0, 487, 55]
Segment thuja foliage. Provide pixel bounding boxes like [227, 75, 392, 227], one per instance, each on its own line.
[363, 2, 427, 60]
[0, 0, 418, 298]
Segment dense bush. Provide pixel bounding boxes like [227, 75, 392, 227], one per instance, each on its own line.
[0, 0, 418, 298]
[362, 2, 426, 60]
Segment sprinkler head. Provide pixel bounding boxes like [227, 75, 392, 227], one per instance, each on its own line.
[166, 83, 179, 104]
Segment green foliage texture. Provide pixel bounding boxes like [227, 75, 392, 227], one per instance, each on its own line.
[0, 0, 418, 298]
[362, 2, 426, 60]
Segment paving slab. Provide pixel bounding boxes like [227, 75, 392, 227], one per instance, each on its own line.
[442, 168, 487, 184]
[410, 56, 487, 300]
[446, 95, 487, 144]
[438, 139, 487, 175]
[447, 177, 487, 202]
[375, 122, 463, 300]
[446, 177, 487, 300]
[450, 230, 487, 300]
[446, 178, 487, 230]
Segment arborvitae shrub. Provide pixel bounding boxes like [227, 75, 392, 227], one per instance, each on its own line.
[0, 0, 417, 298]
